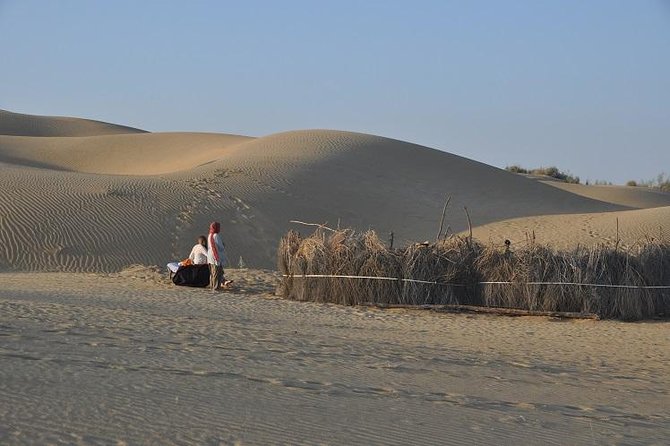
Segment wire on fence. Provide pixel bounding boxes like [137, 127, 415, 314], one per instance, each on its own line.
[283, 274, 670, 290]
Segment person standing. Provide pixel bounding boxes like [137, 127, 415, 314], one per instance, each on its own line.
[207, 221, 232, 290]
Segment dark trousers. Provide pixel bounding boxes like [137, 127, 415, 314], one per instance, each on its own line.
[209, 264, 224, 290]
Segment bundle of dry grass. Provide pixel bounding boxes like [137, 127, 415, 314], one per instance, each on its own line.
[472, 242, 664, 319]
[572, 246, 654, 320]
[356, 231, 403, 305]
[475, 245, 522, 309]
[276, 228, 670, 320]
[323, 229, 395, 305]
[323, 229, 362, 305]
[514, 245, 567, 311]
[401, 237, 482, 305]
[638, 241, 670, 316]
[284, 231, 330, 302]
[401, 243, 441, 305]
[276, 230, 301, 297]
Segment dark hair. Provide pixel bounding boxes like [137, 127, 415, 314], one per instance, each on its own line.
[197, 235, 207, 248]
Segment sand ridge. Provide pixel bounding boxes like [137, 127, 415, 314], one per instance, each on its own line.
[470, 205, 670, 250]
[0, 109, 146, 137]
[542, 180, 670, 209]
[0, 132, 254, 175]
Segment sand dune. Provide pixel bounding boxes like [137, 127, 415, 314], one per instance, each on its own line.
[470, 205, 670, 250]
[0, 109, 146, 137]
[0, 132, 253, 174]
[1, 110, 669, 272]
[541, 180, 670, 209]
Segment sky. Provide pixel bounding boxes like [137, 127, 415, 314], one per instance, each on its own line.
[1, 0, 669, 184]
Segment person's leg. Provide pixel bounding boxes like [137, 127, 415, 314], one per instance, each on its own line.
[222, 268, 234, 287]
[167, 262, 180, 280]
[209, 264, 218, 290]
[215, 265, 224, 290]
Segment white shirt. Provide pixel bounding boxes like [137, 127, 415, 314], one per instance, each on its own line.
[189, 244, 208, 265]
[207, 233, 226, 266]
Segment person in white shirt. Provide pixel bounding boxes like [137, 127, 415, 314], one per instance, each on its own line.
[188, 235, 208, 265]
[167, 235, 208, 275]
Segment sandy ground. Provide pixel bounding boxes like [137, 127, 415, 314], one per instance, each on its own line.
[1, 268, 668, 445]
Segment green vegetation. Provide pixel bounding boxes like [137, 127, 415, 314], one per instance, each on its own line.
[506, 166, 670, 191]
[626, 173, 670, 193]
[592, 179, 613, 186]
[505, 165, 580, 184]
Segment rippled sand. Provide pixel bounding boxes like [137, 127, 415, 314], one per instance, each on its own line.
[1, 268, 668, 445]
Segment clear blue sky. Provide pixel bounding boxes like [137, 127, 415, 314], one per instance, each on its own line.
[1, 0, 669, 184]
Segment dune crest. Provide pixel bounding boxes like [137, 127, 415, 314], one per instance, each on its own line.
[0, 132, 254, 175]
[0, 109, 147, 137]
[541, 180, 670, 209]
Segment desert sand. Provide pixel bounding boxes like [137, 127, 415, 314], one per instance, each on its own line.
[1, 110, 669, 444]
[1, 268, 668, 445]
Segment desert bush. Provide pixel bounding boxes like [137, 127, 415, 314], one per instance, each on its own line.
[505, 165, 580, 184]
[629, 173, 670, 192]
[505, 165, 529, 174]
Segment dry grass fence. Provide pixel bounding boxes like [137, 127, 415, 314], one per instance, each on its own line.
[277, 228, 670, 321]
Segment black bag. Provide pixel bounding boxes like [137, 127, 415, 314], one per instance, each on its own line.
[172, 264, 210, 287]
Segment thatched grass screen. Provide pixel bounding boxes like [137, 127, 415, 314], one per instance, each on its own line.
[277, 228, 670, 321]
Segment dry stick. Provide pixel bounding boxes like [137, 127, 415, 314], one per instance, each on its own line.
[289, 220, 337, 232]
[615, 218, 620, 251]
[436, 195, 452, 242]
[464, 206, 473, 243]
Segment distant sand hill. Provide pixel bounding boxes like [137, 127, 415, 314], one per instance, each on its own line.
[0, 109, 146, 137]
[1, 110, 669, 272]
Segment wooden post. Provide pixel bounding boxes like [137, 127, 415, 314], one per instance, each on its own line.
[436, 195, 451, 242]
[464, 206, 473, 243]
